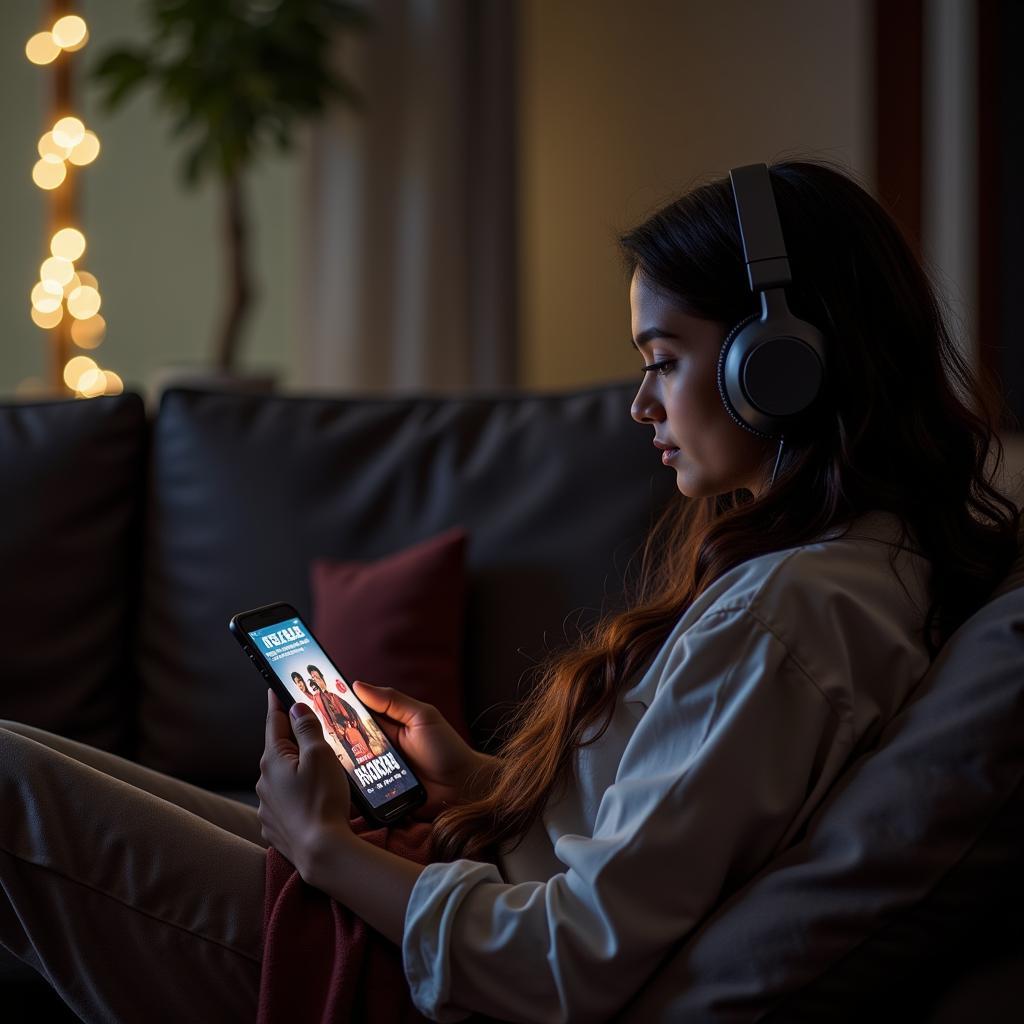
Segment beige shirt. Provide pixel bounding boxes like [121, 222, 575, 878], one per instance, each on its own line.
[402, 510, 933, 1023]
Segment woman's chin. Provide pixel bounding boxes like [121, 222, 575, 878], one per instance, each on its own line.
[672, 467, 720, 500]
[673, 468, 702, 497]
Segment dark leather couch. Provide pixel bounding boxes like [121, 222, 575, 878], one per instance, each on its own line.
[1, 384, 1021, 1021]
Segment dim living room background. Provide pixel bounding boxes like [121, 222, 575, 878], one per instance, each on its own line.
[3, 1, 1024, 1022]
[1, 1, 1020, 439]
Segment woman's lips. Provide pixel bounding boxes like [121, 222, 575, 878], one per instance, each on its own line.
[662, 447, 680, 464]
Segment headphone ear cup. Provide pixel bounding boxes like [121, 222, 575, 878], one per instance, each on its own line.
[718, 314, 826, 440]
[716, 314, 774, 439]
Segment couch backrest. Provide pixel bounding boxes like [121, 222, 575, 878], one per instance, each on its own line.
[0, 392, 147, 755]
[616, 531, 1024, 1021]
[133, 383, 678, 787]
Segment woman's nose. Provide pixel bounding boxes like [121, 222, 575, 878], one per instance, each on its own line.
[631, 381, 663, 425]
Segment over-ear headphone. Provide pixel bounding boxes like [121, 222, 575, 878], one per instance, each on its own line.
[717, 163, 827, 443]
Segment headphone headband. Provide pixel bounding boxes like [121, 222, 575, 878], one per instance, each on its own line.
[728, 163, 793, 292]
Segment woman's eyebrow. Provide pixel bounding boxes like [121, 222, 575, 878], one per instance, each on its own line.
[631, 327, 681, 350]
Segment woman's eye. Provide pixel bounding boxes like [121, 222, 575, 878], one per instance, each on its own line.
[644, 359, 676, 377]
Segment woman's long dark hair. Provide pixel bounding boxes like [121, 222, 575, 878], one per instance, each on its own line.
[431, 158, 1021, 862]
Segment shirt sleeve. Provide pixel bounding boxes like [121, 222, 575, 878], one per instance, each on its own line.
[401, 606, 851, 1023]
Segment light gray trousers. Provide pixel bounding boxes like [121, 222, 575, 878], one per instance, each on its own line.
[0, 720, 266, 1023]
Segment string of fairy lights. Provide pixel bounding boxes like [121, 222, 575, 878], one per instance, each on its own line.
[25, 11, 122, 398]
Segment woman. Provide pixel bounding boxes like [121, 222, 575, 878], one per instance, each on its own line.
[0, 159, 1018, 1022]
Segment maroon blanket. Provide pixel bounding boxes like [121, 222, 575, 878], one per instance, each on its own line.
[258, 814, 436, 1024]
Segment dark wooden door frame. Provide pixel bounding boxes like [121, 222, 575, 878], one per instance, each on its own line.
[875, 0, 1020, 430]
[873, 0, 923, 261]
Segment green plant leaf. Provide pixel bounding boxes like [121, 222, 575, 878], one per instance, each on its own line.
[91, 1, 374, 183]
[89, 49, 155, 109]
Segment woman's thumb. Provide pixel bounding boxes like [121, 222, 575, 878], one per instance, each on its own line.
[289, 702, 327, 749]
[353, 679, 384, 703]
[354, 680, 409, 719]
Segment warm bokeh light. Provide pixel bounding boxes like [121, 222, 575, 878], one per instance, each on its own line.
[40, 256, 75, 287]
[31, 304, 64, 329]
[63, 354, 97, 390]
[77, 366, 107, 396]
[71, 313, 106, 348]
[67, 284, 102, 319]
[67, 130, 100, 166]
[25, 32, 60, 66]
[32, 278, 63, 299]
[52, 116, 85, 149]
[32, 156, 67, 190]
[30, 15, 114, 397]
[31, 280, 63, 313]
[63, 30, 90, 54]
[51, 227, 86, 261]
[38, 131, 71, 160]
[52, 16, 88, 50]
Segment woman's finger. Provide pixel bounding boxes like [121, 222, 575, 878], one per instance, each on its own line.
[353, 680, 422, 725]
[352, 682, 409, 744]
[265, 687, 296, 755]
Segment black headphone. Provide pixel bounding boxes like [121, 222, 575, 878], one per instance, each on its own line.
[717, 163, 827, 444]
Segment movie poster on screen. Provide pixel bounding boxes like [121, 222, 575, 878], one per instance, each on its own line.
[247, 617, 419, 807]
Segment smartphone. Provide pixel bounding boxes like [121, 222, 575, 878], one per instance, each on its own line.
[229, 601, 427, 827]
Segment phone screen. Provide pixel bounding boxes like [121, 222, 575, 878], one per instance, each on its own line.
[247, 615, 420, 810]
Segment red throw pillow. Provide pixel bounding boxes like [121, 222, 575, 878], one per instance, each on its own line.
[309, 525, 472, 744]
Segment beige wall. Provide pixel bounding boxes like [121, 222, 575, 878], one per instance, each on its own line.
[517, 0, 872, 391]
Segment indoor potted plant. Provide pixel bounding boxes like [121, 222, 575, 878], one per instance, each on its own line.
[91, 0, 372, 393]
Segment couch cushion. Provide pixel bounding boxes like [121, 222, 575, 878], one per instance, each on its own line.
[0, 393, 146, 755]
[310, 524, 471, 744]
[614, 544, 1024, 1021]
[135, 383, 676, 787]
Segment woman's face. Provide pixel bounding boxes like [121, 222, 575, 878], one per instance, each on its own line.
[629, 271, 773, 498]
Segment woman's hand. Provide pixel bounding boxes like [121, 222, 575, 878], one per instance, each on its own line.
[352, 680, 500, 820]
[256, 688, 355, 876]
